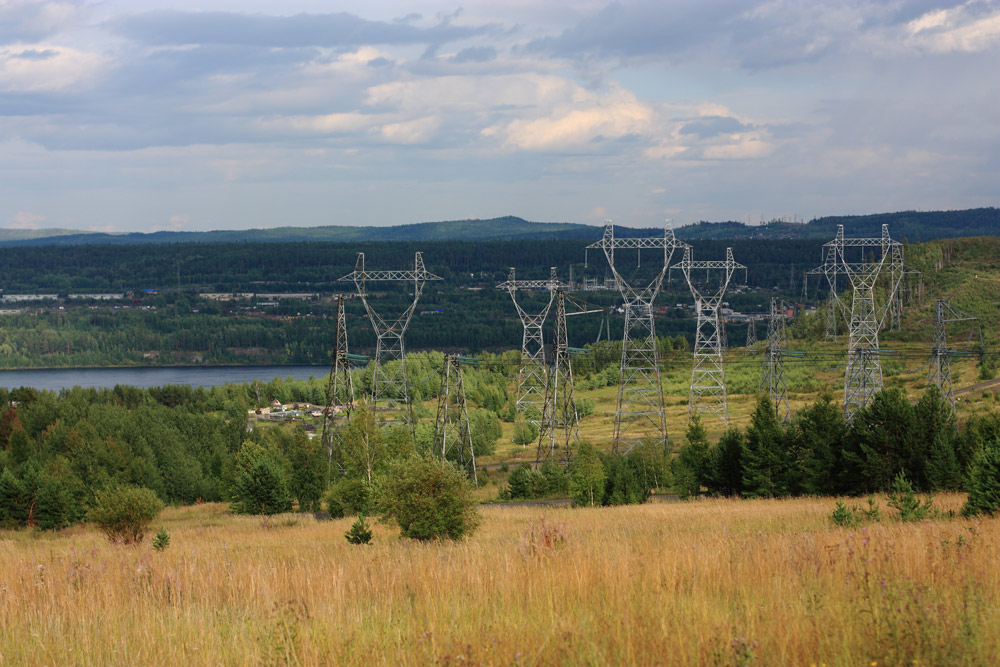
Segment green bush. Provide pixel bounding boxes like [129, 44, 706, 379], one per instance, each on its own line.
[345, 515, 373, 545]
[88, 485, 164, 545]
[324, 477, 371, 518]
[963, 441, 1000, 517]
[230, 441, 292, 525]
[152, 528, 171, 552]
[377, 456, 480, 541]
[887, 472, 934, 522]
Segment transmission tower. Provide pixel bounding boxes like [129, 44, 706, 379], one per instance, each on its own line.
[536, 290, 582, 465]
[321, 295, 356, 464]
[745, 318, 758, 349]
[339, 252, 441, 426]
[760, 298, 789, 423]
[435, 354, 477, 483]
[887, 241, 921, 331]
[496, 267, 567, 428]
[820, 224, 899, 421]
[674, 246, 747, 423]
[586, 221, 687, 453]
[929, 299, 981, 414]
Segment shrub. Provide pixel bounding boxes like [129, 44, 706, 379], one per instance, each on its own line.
[152, 528, 170, 552]
[887, 471, 934, 522]
[377, 456, 480, 541]
[345, 515, 373, 545]
[230, 442, 292, 525]
[962, 440, 1000, 517]
[831, 501, 859, 527]
[88, 485, 164, 545]
[324, 477, 371, 518]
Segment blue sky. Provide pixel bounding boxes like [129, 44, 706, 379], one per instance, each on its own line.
[1, 0, 998, 232]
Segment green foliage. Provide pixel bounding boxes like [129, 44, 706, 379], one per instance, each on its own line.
[230, 441, 292, 523]
[706, 428, 744, 497]
[512, 419, 538, 447]
[569, 442, 605, 507]
[887, 472, 934, 522]
[286, 430, 325, 512]
[602, 451, 651, 506]
[962, 439, 1000, 517]
[741, 395, 791, 498]
[344, 515, 373, 545]
[503, 463, 547, 500]
[377, 456, 480, 541]
[830, 501, 858, 527]
[88, 485, 164, 545]
[672, 416, 710, 499]
[830, 496, 881, 527]
[324, 477, 371, 518]
[469, 408, 501, 457]
[792, 393, 847, 495]
[152, 528, 170, 552]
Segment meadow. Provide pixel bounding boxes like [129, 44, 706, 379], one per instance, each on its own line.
[2, 494, 997, 665]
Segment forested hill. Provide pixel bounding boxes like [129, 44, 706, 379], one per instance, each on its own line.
[1, 208, 996, 247]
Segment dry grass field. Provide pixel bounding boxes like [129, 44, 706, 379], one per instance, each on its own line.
[2, 494, 998, 665]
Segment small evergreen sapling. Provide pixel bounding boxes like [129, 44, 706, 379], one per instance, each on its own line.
[345, 515, 373, 545]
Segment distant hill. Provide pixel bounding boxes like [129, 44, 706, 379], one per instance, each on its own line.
[0, 208, 995, 246]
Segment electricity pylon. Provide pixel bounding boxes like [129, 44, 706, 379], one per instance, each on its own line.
[821, 224, 897, 421]
[497, 267, 567, 428]
[339, 252, 441, 426]
[674, 246, 746, 423]
[586, 220, 687, 453]
[760, 298, 789, 423]
[537, 289, 581, 465]
[887, 241, 921, 331]
[435, 354, 477, 483]
[929, 299, 981, 414]
[321, 295, 355, 464]
[745, 318, 758, 349]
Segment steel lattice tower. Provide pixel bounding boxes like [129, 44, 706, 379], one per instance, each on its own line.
[826, 224, 897, 421]
[537, 289, 581, 465]
[339, 252, 441, 426]
[760, 298, 789, 423]
[929, 299, 980, 414]
[435, 354, 477, 483]
[497, 267, 567, 427]
[887, 241, 921, 331]
[586, 221, 687, 453]
[674, 246, 747, 423]
[321, 295, 355, 464]
[745, 318, 758, 349]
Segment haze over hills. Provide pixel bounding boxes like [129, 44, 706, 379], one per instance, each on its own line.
[1, 208, 995, 247]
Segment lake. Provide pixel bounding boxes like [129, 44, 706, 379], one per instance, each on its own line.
[0, 366, 331, 391]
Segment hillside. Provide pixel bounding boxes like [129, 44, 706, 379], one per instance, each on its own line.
[1, 208, 995, 246]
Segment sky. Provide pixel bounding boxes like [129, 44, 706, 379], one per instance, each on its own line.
[1, 0, 998, 233]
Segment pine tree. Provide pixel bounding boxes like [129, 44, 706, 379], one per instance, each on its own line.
[793, 394, 846, 495]
[706, 428, 744, 497]
[962, 439, 1000, 517]
[673, 416, 710, 499]
[741, 395, 790, 498]
[915, 385, 961, 491]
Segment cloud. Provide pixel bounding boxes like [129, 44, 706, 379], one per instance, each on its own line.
[110, 10, 496, 48]
[0, 43, 107, 92]
[906, 3, 1000, 52]
[679, 116, 752, 139]
[450, 46, 497, 63]
[0, 0, 84, 45]
[10, 210, 45, 229]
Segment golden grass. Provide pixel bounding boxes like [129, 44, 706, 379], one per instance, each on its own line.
[2, 496, 998, 665]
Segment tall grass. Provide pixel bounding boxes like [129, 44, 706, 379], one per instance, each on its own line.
[2, 496, 997, 665]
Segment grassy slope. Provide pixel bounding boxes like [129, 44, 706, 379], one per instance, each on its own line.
[1, 497, 996, 665]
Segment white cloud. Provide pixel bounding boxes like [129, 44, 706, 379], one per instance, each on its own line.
[906, 3, 1000, 53]
[10, 210, 45, 229]
[0, 43, 107, 92]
